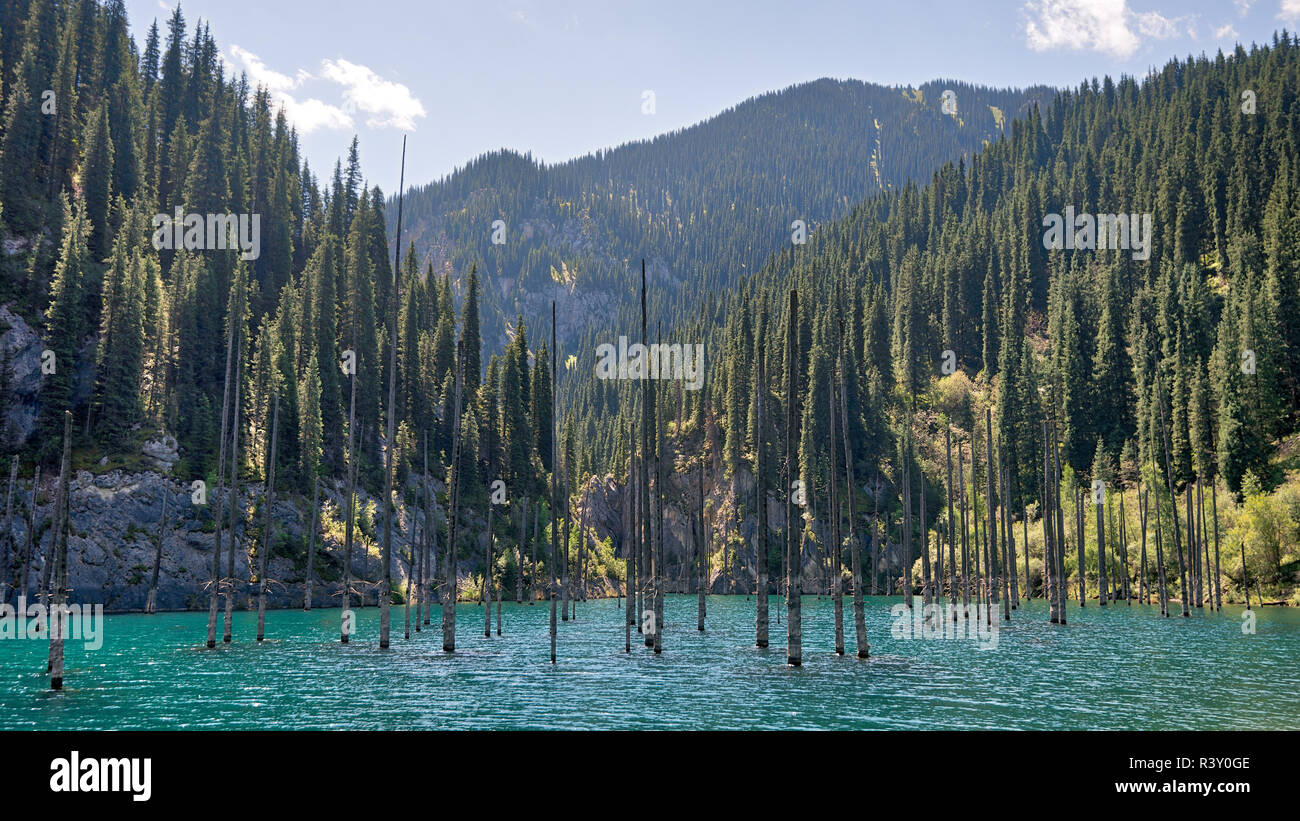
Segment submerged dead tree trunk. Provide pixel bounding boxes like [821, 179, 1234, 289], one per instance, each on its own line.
[626, 424, 635, 651]
[48, 411, 72, 690]
[755, 339, 768, 647]
[945, 426, 957, 611]
[1211, 479, 1222, 610]
[379, 136, 406, 651]
[1, 457, 17, 605]
[223, 362, 242, 644]
[443, 339, 465, 652]
[257, 395, 280, 642]
[840, 348, 867, 658]
[1155, 371, 1190, 617]
[698, 462, 707, 633]
[785, 288, 801, 666]
[207, 319, 236, 648]
[829, 354, 843, 655]
[549, 305, 559, 664]
[18, 468, 40, 606]
[1042, 421, 1058, 624]
[517, 495, 527, 604]
[1138, 487, 1148, 603]
[305, 481, 319, 610]
[484, 502, 494, 638]
[341, 337, 359, 643]
[1096, 480, 1107, 606]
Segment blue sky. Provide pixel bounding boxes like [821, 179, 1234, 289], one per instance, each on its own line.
[125, 1, 1300, 194]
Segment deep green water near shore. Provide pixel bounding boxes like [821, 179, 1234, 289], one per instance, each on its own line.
[1, 594, 1296, 730]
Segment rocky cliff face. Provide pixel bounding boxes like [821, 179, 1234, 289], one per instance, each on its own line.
[3, 469, 423, 613]
[1, 303, 44, 450]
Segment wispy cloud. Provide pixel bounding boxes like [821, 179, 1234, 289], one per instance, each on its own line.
[1214, 23, 1240, 38]
[1022, 0, 1193, 59]
[225, 46, 351, 134]
[320, 59, 427, 131]
[1282, 0, 1300, 25]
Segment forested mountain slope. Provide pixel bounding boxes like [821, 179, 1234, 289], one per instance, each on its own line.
[605, 33, 1300, 601]
[390, 77, 1052, 358]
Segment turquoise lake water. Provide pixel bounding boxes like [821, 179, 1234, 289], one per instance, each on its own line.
[1, 594, 1296, 730]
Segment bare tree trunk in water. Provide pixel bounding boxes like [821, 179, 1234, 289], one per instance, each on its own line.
[839, 347, 867, 657]
[207, 321, 235, 648]
[548, 304, 559, 663]
[485, 502, 494, 638]
[579, 488, 590, 610]
[829, 357, 843, 654]
[755, 341, 767, 646]
[1210, 480, 1222, 610]
[1138, 487, 1148, 603]
[698, 463, 707, 633]
[785, 289, 801, 666]
[146, 486, 169, 614]
[19, 468, 40, 606]
[901, 426, 913, 609]
[871, 473, 880, 596]
[531, 499, 539, 605]
[1052, 423, 1067, 623]
[626, 429, 635, 650]
[1240, 540, 1251, 610]
[305, 481, 319, 610]
[443, 339, 465, 652]
[224, 365, 242, 644]
[1042, 421, 1058, 624]
[1096, 480, 1108, 606]
[653, 380, 663, 654]
[1075, 487, 1085, 606]
[959, 440, 970, 615]
[1021, 503, 1030, 600]
[920, 439, 932, 612]
[1198, 482, 1212, 610]
[994, 433, 1009, 621]
[257, 395, 279, 642]
[1003, 454, 1018, 610]
[380, 140, 406, 651]
[1120, 489, 1131, 603]
[423, 438, 435, 627]
[341, 351, 359, 643]
[945, 427, 957, 611]
[48, 411, 72, 690]
[1154, 371, 1190, 617]
[517, 496, 527, 604]
[984, 410, 999, 622]
[404, 526, 414, 639]
[1187, 485, 1199, 609]
[1, 457, 18, 605]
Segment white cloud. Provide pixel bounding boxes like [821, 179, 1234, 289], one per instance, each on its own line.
[1023, 0, 1192, 59]
[1282, 0, 1300, 24]
[320, 59, 427, 131]
[1214, 23, 1240, 38]
[277, 94, 353, 134]
[224, 46, 351, 134]
[228, 45, 302, 94]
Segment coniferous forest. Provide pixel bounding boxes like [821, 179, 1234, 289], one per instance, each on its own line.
[1, 0, 1300, 746]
